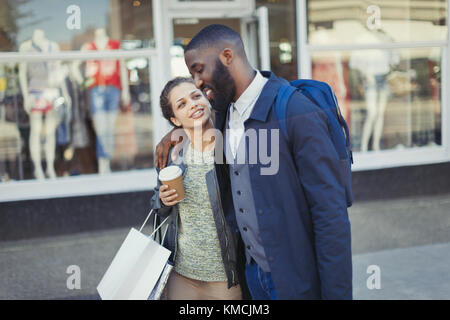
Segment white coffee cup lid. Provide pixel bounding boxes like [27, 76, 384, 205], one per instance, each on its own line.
[159, 165, 182, 181]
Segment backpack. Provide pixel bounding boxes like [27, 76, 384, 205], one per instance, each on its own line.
[274, 79, 354, 207]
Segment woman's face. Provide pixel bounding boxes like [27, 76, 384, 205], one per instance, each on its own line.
[169, 81, 212, 129]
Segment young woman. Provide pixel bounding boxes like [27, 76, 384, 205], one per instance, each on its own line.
[149, 77, 242, 300]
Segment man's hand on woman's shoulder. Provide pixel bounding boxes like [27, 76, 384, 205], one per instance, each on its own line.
[154, 127, 187, 169]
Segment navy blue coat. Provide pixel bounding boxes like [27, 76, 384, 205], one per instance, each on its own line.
[213, 71, 353, 299]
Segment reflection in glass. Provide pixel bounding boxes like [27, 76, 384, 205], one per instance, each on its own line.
[311, 48, 442, 152]
[0, 0, 154, 52]
[308, 0, 447, 45]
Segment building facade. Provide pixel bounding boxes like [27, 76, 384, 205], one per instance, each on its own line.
[0, 0, 449, 208]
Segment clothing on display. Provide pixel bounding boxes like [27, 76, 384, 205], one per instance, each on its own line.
[0, 65, 6, 101]
[69, 80, 90, 149]
[28, 88, 61, 113]
[85, 40, 122, 90]
[26, 41, 61, 91]
[3, 66, 29, 127]
[113, 108, 137, 161]
[89, 85, 121, 159]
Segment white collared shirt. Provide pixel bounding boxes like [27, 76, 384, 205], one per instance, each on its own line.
[228, 70, 268, 158]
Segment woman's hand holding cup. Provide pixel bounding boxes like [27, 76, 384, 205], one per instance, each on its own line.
[158, 166, 185, 206]
[159, 184, 179, 206]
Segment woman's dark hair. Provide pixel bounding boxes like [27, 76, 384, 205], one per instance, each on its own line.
[160, 77, 195, 127]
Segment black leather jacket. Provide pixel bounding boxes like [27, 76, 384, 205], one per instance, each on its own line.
[149, 144, 240, 289]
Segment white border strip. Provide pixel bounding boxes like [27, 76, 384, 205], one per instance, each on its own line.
[1, 146, 447, 202]
[352, 146, 449, 171]
[307, 41, 448, 52]
[0, 169, 157, 203]
[168, 0, 252, 11]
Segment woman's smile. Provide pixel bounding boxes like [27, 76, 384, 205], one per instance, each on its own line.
[190, 107, 205, 119]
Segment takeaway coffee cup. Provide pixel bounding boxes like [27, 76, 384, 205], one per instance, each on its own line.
[158, 166, 185, 202]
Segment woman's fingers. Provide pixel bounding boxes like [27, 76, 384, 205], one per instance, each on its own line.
[163, 199, 179, 206]
[160, 186, 177, 198]
[159, 185, 178, 205]
[164, 192, 179, 201]
[162, 197, 178, 206]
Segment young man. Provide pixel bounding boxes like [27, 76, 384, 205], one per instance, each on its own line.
[154, 24, 352, 300]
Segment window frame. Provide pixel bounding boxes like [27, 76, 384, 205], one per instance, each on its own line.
[168, 0, 254, 12]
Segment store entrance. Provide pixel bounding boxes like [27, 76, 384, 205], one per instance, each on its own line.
[169, 9, 270, 77]
[153, 1, 270, 141]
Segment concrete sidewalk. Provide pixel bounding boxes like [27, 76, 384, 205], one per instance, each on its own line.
[0, 193, 449, 300]
[353, 242, 450, 299]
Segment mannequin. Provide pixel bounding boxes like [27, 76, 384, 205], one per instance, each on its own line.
[350, 31, 398, 152]
[72, 28, 130, 174]
[18, 29, 72, 179]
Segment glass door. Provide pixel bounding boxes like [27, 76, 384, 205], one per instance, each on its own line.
[241, 6, 270, 71]
[166, 4, 270, 77]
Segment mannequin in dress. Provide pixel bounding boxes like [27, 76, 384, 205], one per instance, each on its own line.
[72, 28, 130, 174]
[18, 29, 72, 179]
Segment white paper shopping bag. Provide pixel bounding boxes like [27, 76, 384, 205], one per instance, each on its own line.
[97, 211, 171, 300]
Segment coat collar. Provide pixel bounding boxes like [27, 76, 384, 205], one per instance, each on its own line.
[214, 71, 286, 131]
[232, 70, 267, 117]
[247, 71, 286, 123]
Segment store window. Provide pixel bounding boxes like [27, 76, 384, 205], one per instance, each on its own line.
[307, 0, 446, 153]
[0, 0, 154, 183]
[312, 48, 442, 152]
[0, 0, 154, 52]
[308, 0, 447, 45]
[0, 56, 152, 182]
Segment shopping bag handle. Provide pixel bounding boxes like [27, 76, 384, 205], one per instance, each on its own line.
[139, 209, 170, 238]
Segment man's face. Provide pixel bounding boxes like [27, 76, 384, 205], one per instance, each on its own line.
[185, 48, 236, 113]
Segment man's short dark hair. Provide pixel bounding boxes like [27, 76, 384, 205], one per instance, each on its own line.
[185, 24, 244, 53]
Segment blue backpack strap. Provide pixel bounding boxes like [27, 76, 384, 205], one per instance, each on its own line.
[274, 84, 297, 142]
